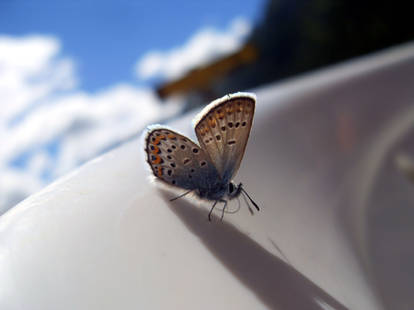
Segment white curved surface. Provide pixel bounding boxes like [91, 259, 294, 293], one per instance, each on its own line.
[1, 42, 414, 310]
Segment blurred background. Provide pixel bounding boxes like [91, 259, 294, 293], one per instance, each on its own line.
[0, 0, 413, 214]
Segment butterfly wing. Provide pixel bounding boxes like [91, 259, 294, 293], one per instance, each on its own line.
[194, 93, 255, 182]
[145, 127, 221, 191]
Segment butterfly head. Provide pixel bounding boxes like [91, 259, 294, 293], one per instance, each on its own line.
[227, 182, 243, 199]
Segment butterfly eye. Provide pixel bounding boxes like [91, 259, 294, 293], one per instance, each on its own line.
[229, 183, 234, 193]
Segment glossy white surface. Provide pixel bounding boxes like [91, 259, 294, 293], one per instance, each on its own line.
[1, 42, 414, 310]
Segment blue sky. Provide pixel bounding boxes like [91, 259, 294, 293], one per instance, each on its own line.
[0, 0, 265, 213]
[0, 0, 265, 91]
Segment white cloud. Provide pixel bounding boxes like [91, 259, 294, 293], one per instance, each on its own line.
[0, 35, 181, 214]
[0, 35, 77, 123]
[135, 17, 252, 81]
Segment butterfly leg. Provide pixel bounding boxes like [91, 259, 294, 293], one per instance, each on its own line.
[208, 200, 219, 222]
[220, 199, 228, 221]
[170, 190, 193, 202]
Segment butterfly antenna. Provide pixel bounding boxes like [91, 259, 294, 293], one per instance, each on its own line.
[208, 200, 219, 221]
[170, 190, 193, 202]
[241, 191, 254, 215]
[241, 188, 260, 211]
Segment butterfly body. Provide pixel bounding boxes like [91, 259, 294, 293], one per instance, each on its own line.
[196, 180, 241, 201]
[145, 92, 259, 220]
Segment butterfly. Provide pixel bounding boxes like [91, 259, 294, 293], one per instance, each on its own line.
[145, 92, 259, 221]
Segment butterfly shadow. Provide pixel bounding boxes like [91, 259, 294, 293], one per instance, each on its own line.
[161, 190, 348, 310]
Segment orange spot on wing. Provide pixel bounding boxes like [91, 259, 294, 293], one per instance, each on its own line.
[153, 137, 161, 145]
[152, 145, 160, 154]
[157, 166, 163, 176]
[153, 134, 166, 145]
[167, 134, 176, 139]
[209, 118, 217, 128]
[152, 155, 162, 164]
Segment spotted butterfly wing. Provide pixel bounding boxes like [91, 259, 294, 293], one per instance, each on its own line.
[145, 128, 220, 191]
[194, 93, 255, 183]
